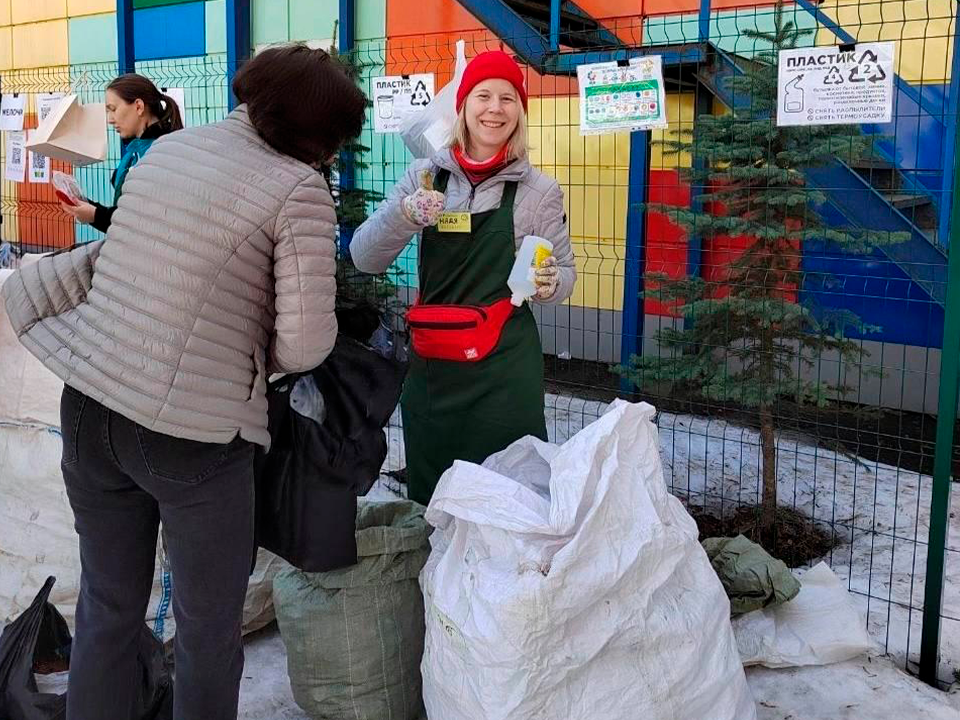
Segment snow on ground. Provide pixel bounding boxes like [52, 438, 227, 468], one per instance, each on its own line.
[8, 620, 957, 719]
[378, 393, 960, 681]
[6, 393, 960, 717]
[238, 624, 960, 719]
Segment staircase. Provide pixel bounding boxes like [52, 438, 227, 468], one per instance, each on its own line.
[700, 45, 948, 305]
[501, 0, 620, 49]
[454, 0, 950, 307]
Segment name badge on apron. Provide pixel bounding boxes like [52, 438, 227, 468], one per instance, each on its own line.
[437, 212, 472, 233]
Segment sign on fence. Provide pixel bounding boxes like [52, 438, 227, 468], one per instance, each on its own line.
[777, 42, 895, 126]
[26, 130, 49, 184]
[373, 74, 435, 134]
[577, 56, 668, 135]
[0, 94, 25, 132]
[160, 88, 187, 127]
[5, 131, 26, 183]
[37, 93, 65, 125]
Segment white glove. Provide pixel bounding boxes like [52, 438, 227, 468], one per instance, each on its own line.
[401, 170, 445, 227]
[534, 255, 560, 300]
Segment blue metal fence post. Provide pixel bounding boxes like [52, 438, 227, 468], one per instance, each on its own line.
[226, 0, 251, 110]
[620, 130, 651, 393]
[688, 0, 711, 291]
[698, 0, 711, 44]
[116, 0, 135, 75]
[338, 0, 356, 255]
[938, 3, 960, 246]
[549, 0, 560, 51]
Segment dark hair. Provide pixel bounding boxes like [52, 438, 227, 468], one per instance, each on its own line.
[107, 73, 184, 133]
[232, 44, 367, 165]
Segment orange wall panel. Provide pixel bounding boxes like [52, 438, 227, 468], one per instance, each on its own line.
[18, 112, 75, 249]
[385, 30, 579, 99]
[580, 0, 643, 18]
[387, 0, 486, 38]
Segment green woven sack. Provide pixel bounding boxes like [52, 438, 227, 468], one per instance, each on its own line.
[274, 500, 431, 720]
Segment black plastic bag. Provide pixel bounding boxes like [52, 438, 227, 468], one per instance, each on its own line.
[255, 334, 407, 573]
[0, 577, 172, 720]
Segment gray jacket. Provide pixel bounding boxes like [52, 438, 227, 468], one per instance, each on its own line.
[1, 106, 338, 448]
[350, 150, 576, 304]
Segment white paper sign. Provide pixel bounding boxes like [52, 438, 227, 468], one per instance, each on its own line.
[26, 130, 49, 184]
[0, 94, 26, 131]
[160, 87, 187, 127]
[372, 74, 435, 134]
[37, 92, 66, 124]
[577, 57, 668, 135]
[5, 131, 26, 183]
[777, 42, 894, 126]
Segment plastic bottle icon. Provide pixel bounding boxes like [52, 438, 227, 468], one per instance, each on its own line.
[783, 75, 804, 113]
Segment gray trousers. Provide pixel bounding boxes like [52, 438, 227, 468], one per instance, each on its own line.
[59, 386, 256, 720]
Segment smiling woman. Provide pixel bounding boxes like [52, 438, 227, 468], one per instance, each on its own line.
[350, 50, 579, 506]
[451, 52, 529, 164]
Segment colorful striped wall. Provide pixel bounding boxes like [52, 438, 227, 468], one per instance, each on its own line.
[0, 0, 952, 349]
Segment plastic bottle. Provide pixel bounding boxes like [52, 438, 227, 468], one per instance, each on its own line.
[508, 235, 554, 306]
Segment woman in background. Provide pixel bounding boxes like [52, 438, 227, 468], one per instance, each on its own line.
[60, 73, 183, 233]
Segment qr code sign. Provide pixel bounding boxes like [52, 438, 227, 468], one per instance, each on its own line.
[32, 151, 45, 170]
[11, 147, 22, 166]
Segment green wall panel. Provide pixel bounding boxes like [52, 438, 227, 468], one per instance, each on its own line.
[643, 5, 818, 54]
[290, 0, 335, 44]
[252, 0, 289, 46]
[356, 0, 385, 41]
[68, 13, 117, 66]
[206, 0, 226, 54]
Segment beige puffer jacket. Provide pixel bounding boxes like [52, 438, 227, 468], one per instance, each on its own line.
[1, 106, 338, 449]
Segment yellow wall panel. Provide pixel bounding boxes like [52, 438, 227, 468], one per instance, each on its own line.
[651, 92, 696, 170]
[0, 0, 11, 27]
[11, 0, 66, 26]
[528, 95, 635, 310]
[818, 0, 954, 83]
[568, 238, 625, 310]
[67, 0, 113, 16]
[12, 20, 69, 68]
[0, 27, 12, 71]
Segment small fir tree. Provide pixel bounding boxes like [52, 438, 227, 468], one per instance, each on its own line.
[618, 3, 904, 542]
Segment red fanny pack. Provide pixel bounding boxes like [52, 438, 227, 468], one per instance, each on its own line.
[406, 298, 515, 362]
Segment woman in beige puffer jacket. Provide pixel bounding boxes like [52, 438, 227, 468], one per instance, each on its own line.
[1, 45, 365, 720]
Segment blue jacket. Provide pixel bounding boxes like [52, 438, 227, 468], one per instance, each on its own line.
[91, 122, 170, 233]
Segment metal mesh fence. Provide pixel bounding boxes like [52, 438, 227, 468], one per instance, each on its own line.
[0, 56, 229, 253]
[0, 0, 956, 684]
[351, 6, 958, 682]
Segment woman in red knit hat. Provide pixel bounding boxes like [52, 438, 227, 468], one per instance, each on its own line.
[351, 49, 577, 505]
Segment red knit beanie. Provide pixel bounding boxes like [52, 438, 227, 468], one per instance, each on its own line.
[456, 50, 528, 112]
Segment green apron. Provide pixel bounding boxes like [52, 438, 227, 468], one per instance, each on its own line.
[401, 169, 548, 505]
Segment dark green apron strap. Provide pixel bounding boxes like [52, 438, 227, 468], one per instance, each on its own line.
[500, 179, 519, 208]
[434, 168, 450, 193]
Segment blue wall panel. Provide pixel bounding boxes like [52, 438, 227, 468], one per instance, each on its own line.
[134, 2, 205, 61]
[801, 246, 945, 349]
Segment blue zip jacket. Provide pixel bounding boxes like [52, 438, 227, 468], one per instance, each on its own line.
[91, 122, 170, 233]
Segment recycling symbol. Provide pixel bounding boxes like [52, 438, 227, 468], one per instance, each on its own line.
[823, 66, 844, 85]
[410, 80, 432, 106]
[848, 50, 887, 83]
